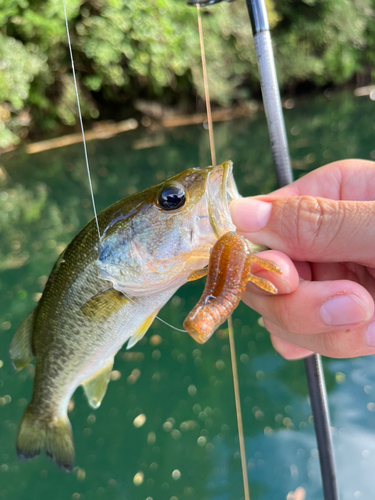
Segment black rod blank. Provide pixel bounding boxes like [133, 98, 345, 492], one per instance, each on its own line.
[305, 355, 340, 499]
[245, 1, 340, 498]
[245, 0, 293, 187]
[246, 1, 340, 498]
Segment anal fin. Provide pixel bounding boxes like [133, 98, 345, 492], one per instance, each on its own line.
[82, 359, 114, 409]
[10, 311, 34, 371]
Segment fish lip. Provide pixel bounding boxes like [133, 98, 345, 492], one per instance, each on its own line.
[207, 161, 240, 238]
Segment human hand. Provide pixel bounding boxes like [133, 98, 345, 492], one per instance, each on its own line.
[230, 159, 375, 359]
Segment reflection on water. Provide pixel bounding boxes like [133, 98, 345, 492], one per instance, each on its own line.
[0, 92, 375, 499]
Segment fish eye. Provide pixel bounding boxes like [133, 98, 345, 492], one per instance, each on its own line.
[158, 184, 186, 211]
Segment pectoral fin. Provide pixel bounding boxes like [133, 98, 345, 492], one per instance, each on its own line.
[80, 288, 130, 322]
[82, 359, 114, 409]
[187, 268, 208, 282]
[9, 311, 34, 371]
[127, 313, 158, 349]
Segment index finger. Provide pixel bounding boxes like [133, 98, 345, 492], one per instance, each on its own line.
[258, 159, 375, 201]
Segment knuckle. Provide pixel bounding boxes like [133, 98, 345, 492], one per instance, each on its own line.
[271, 296, 303, 335]
[276, 302, 295, 333]
[320, 332, 337, 357]
[278, 196, 345, 255]
[263, 318, 281, 339]
[320, 330, 347, 358]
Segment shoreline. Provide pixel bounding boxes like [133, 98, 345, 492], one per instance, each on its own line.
[3, 84, 374, 157]
[24, 104, 258, 155]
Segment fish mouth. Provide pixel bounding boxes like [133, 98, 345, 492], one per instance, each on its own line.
[207, 161, 240, 238]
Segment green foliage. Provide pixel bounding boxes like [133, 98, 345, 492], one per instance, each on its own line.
[0, 0, 374, 149]
[0, 32, 46, 148]
[274, 0, 374, 87]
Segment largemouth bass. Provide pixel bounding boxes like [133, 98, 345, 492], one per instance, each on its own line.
[10, 161, 240, 472]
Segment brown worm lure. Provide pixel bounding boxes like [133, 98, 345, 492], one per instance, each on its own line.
[184, 231, 282, 344]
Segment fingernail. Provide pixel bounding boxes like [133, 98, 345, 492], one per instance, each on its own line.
[230, 198, 272, 232]
[320, 295, 371, 326]
[366, 322, 375, 347]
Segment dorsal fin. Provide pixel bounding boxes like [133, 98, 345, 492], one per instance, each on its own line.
[9, 311, 35, 371]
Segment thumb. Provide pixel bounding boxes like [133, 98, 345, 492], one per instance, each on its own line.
[230, 196, 375, 264]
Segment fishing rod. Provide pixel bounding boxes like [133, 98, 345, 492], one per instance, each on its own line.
[187, 1, 340, 499]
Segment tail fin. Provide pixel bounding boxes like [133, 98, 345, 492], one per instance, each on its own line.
[17, 406, 75, 472]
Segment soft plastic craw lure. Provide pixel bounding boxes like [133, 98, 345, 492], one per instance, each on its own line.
[184, 231, 281, 343]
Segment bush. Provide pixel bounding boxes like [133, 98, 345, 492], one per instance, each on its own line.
[0, 0, 374, 149]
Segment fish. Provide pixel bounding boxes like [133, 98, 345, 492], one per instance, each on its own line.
[10, 160, 241, 472]
[183, 231, 282, 343]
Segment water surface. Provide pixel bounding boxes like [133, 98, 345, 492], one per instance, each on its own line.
[1, 92, 375, 500]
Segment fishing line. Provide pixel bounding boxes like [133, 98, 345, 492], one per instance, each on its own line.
[62, 0, 101, 239]
[197, 5, 216, 167]
[154, 316, 187, 333]
[244, 2, 339, 498]
[121, 292, 187, 333]
[196, 7, 250, 499]
[107, 288, 187, 334]
[228, 315, 251, 500]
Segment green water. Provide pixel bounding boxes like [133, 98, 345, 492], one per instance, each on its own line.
[1, 92, 375, 500]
